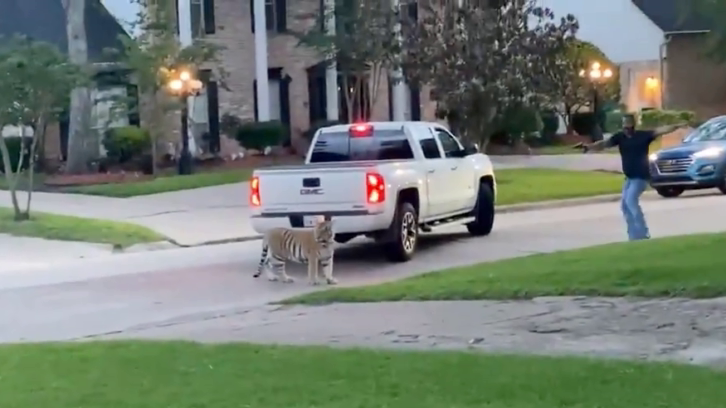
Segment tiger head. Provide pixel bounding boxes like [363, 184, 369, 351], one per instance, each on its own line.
[313, 217, 335, 243]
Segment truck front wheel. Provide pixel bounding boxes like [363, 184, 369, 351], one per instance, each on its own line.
[467, 182, 495, 236]
[381, 202, 418, 262]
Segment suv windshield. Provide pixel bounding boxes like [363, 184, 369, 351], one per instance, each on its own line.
[309, 128, 415, 163]
[683, 118, 726, 143]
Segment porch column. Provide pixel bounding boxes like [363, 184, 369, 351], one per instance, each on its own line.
[324, 0, 339, 121]
[391, 0, 406, 121]
[177, 0, 198, 153]
[253, 0, 270, 120]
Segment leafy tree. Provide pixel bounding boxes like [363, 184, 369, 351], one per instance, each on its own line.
[0, 36, 86, 220]
[61, 0, 94, 174]
[108, 0, 226, 174]
[295, 0, 399, 122]
[540, 39, 620, 134]
[677, 0, 725, 61]
[401, 0, 578, 147]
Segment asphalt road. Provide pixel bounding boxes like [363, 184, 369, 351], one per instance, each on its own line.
[1, 191, 724, 343]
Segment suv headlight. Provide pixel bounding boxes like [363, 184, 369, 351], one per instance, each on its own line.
[648, 153, 658, 161]
[692, 147, 725, 158]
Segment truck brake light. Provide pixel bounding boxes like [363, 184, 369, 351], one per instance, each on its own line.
[250, 176, 261, 206]
[350, 123, 373, 137]
[366, 172, 385, 204]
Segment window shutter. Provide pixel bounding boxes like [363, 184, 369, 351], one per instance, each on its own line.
[203, 0, 216, 34]
[126, 84, 140, 126]
[276, 0, 287, 32]
[387, 78, 393, 120]
[319, 0, 325, 31]
[408, 1, 418, 20]
[253, 80, 259, 121]
[250, 0, 255, 32]
[175, 0, 181, 36]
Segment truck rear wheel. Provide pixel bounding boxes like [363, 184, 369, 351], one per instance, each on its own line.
[382, 202, 418, 262]
[467, 182, 495, 236]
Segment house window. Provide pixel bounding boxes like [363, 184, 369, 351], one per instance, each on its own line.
[189, 0, 215, 37]
[190, 0, 204, 38]
[265, 0, 276, 31]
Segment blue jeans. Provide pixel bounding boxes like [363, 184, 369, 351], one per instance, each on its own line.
[621, 178, 650, 241]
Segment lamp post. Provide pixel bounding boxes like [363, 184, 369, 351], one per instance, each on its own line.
[167, 69, 204, 175]
[579, 61, 613, 141]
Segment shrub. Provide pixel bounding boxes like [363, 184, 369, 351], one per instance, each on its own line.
[491, 106, 543, 146]
[219, 113, 244, 139]
[103, 126, 151, 164]
[303, 120, 342, 141]
[640, 109, 696, 129]
[0, 136, 32, 174]
[540, 110, 559, 144]
[571, 112, 596, 136]
[235, 120, 287, 151]
[605, 110, 624, 133]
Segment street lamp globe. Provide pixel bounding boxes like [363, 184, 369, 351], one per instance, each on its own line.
[179, 70, 191, 81]
[603, 68, 613, 78]
[591, 61, 600, 70]
[168, 79, 183, 91]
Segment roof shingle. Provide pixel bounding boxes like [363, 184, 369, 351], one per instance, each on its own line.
[0, 0, 128, 61]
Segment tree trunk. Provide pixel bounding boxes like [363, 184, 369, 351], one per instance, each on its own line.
[63, 0, 94, 174]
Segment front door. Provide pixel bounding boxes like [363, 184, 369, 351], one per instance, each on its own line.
[433, 127, 475, 213]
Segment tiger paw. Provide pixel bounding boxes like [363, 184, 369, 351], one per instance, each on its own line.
[267, 275, 279, 282]
[282, 276, 295, 283]
[325, 277, 338, 285]
[308, 279, 321, 286]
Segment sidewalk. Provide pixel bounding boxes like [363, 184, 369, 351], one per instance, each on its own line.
[101, 296, 726, 366]
[0, 186, 256, 246]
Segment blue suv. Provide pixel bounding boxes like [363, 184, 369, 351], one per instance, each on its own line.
[649, 115, 726, 197]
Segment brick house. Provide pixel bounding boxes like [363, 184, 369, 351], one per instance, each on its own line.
[632, 0, 726, 119]
[0, 0, 139, 162]
[186, 0, 439, 150]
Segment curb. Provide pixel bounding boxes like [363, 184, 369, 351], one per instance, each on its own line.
[172, 192, 650, 247]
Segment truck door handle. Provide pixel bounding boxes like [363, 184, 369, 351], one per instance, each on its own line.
[450, 166, 458, 170]
[427, 169, 436, 174]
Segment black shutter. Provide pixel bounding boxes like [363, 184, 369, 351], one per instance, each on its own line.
[203, 0, 216, 34]
[207, 80, 220, 153]
[280, 75, 291, 143]
[387, 77, 393, 120]
[410, 85, 421, 121]
[126, 84, 140, 126]
[275, 0, 287, 32]
[59, 109, 69, 161]
[408, 0, 418, 20]
[253, 80, 259, 121]
[250, 0, 255, 32]
[175, 0, 180, 36]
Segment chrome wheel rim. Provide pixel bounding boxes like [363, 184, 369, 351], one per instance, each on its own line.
[400, 212, 417, 253]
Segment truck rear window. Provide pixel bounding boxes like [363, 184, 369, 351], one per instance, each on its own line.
[309, 129, 414, 163]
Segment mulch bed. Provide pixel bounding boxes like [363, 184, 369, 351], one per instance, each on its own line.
[42, 154, 304, 188]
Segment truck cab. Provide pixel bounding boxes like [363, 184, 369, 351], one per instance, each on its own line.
[249, 121, 497, 262]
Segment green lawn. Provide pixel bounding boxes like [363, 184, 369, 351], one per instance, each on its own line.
[534, 139, 662, 155]
[284, 232, 726, 305]
[0, 208, 165, 248]
[0, 341, 723, 408]
[495, 168, 623, 205]
[63, 168, 253, 197]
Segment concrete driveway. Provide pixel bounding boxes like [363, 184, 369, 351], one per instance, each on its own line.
[0, 191, 723, 343]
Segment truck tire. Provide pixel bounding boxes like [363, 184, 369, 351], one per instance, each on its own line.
[382, 202, 418, 262]
[466, 182, 495, 236]
[655, 187, 684, 198]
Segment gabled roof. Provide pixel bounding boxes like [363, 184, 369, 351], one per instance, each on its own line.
[0, 0, 128, 62]
[631, 0, 712, 34]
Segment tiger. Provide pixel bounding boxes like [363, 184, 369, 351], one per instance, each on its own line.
[253, 216, 337, 285]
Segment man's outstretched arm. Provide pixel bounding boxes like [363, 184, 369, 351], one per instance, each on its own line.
[574, 137, 617, 153]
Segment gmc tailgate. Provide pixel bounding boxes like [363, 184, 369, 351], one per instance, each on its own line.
[252, 163, 379, 214]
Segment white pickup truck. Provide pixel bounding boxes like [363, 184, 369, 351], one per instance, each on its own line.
[249, 121, 497, 262]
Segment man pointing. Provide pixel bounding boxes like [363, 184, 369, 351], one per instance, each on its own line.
[575, 114, 688, 241]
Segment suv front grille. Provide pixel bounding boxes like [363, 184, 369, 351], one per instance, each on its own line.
[656, 158, 693, 174]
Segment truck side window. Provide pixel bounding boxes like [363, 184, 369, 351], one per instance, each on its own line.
[419, 138, 442, 159]
[434, 128, 462, 158]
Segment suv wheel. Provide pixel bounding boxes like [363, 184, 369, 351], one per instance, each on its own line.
[382, 202, 418, 262]
[655, 187, 684, 198]
[467, 182, 495, 236]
